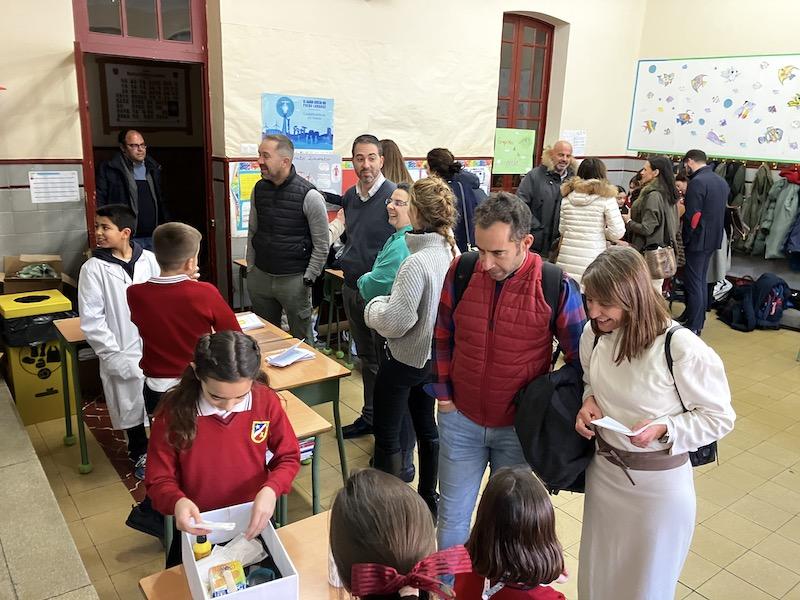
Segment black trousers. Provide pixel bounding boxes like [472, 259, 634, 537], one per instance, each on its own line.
[683, 249, 714, 332]
[372, 351, 438, 454]
[126, 383, 165, 460]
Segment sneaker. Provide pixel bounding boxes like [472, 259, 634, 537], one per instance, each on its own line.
[126, 501, 164, 539]
[134, 454, 147, 481]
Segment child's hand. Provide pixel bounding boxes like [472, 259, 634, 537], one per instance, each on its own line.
[555, 567, 569, 584]
[174, 497, 211, 535]
[629, 420, 667, 448]
[246, 486, 277, 540]
[576, 395, 603, 440]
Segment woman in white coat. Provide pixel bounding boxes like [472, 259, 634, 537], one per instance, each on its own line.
[556, 158, 625, 284]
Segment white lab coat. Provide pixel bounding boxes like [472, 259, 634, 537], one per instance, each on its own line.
[78, 250, 160, 430]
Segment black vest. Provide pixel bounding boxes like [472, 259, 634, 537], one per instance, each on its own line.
[252, 166, 315, 275]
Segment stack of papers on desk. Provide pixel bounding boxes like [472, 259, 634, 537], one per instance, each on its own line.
[266, 340, 315, 367]
[236, 312, 264, 331]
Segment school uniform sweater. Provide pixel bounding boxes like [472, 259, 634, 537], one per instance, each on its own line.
[127, 276, 241, 378]
[455, 571, 565, 599]
[146, 383, 301, 514]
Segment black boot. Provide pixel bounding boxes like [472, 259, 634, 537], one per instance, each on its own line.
[373, 446, 404, 479]
[417, 440, 440, 525]
[400, 450, 416, 483]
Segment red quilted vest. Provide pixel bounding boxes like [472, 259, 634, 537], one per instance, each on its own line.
[452, 251, 553, 427]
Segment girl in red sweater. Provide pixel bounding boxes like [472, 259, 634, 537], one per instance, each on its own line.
[145, 331, 300, 567]
[455, 467, 567, 600]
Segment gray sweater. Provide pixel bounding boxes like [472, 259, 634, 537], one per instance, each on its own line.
[364, 232, 457, 368]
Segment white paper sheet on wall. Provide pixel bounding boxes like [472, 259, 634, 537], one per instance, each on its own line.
[560, 130, 588, 157]
[28, 171, 80, 204]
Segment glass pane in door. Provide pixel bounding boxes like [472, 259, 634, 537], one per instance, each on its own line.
[126, 0, 158, 39]
[161, 0, 192, 42]
[88, 0, 121, 35]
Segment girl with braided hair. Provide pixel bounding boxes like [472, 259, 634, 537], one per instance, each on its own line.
[145, 330, 300, 566]
[365, 175, 459, 522]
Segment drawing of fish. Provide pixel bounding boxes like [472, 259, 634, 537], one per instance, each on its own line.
[706, 130, 726, 146]
[778, 65, 798, 84]
[676, 112, 693, 125]
[663, 128, 671, 135]
[736, 101, 755, 119]
[769, 105, 777, 113]
[760, 61, 769, 70]
[643, 120, 657, 133]
[691, 74, 707, 92]
[758, 127, 784, 144]
[721, 68, 740, 82]
[719, 119, 727, 126]
[666, 95, 674, 102]
[658, 73, 675, 86]
[647, 91, 654, 99]
[788, 93, 800, 109]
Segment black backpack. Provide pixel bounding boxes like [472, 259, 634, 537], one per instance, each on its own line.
[717, 273, 789, 332]
[452, 252, 592, 494]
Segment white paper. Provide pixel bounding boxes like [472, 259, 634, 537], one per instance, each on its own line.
[590, 416, 668, 436]
[266, 340, 315, 367]
[236, 312, 264, 331]
[193, 520, 237, 531]
[560, 129, 588, 157]
[28, 171, 80, 204]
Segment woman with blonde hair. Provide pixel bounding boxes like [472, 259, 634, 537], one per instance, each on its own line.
[381, 139, 414, 185]
[365, 176, 459, 520]
[574, 246, 735, 599]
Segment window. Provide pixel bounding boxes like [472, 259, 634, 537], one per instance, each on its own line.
[493, 14, 554, 191]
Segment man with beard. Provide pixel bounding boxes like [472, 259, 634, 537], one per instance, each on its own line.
[516, 140, 577, 256]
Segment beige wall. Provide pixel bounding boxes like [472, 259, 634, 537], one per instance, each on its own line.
[0, 1, 82, 159]
[217, 0, 647, 159]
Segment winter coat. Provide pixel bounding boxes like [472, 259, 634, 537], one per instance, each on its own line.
[78, 245, 161, 430]
[714, 161, 746, 207]
[764, 179, 800, 259]
[96, 152, 168, 224]
[556, 178, 625, 284]
[740, 163, 773, 253]
[516, 153, 578, 255]
[449, 170, 484, 252]
[625, 179, 679, 252]
[785, 209, 800, 254]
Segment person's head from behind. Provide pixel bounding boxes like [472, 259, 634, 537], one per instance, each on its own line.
[682, 148, 707, 176]
[426, 148, 462, 181]
[576, 157, 607, 181]
[474, 192, 533, 281]
[352, 134, 384, 188]
[158, 331, 267, 449]
[152, 222, 202, 276]
[118, 129, 146, 164]
[386, 182, 412, 231]
[380, 139, 412, 184]
[409, 176, 459, 257]
[258, 134, 294, 184]
[640, 155, 679, 204]
[95, 204, 136, 251]
[547, 140, 574, 174]
[330, 469, 436, 599]
[467, 466, 563, 588]
[582, 246, 671, 364]
[675, 172, 688, 197]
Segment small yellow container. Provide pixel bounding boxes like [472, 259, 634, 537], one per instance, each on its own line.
[0, 289, 71, 319]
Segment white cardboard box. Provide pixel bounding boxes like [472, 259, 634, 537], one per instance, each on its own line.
[182, 502, 299, 599]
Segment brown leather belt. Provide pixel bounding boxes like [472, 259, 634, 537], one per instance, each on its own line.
[596, 435, 689, 486]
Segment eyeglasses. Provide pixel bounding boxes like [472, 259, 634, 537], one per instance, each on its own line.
[126, 143, 147, 150]
[385, 198, 409, 207]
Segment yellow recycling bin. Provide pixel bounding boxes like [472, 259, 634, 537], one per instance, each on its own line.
[0, 289, 75, 424]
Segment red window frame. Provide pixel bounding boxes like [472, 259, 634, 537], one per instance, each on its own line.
[493, 14, 554, 192]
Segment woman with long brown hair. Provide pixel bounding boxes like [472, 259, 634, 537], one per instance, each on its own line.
[365, 176, 459, 520]
[574, 246, 734, 599]
[381, 139, 414, 185]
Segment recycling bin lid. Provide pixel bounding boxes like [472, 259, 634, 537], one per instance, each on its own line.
[0, 289, 71, 319]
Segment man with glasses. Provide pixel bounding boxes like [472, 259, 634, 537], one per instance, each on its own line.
[97, 129, 168, 249]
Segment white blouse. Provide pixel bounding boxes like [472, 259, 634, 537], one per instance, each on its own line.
[580, 320, 735, 454]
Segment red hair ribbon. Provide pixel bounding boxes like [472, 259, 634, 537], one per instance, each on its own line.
[350, 545, 472, 599]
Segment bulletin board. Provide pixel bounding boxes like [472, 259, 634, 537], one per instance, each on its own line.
[627, 54, 800, 162]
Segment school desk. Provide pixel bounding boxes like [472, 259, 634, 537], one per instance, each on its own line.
[233, 258, 249, 311]
[139, 512, 337, 600]
[321, 268, 353, 368]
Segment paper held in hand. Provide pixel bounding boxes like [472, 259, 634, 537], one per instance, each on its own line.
[266, 340, 315, 368]
[590, 416, 669, 437]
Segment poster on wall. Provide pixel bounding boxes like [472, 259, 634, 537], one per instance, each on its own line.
[628, 53, 800, 161]
[101, 61, 190, 132]
[493, 129, 536, 174]
[229, 162, 261, 238]
[461, 159, 493, 195]
[293, 153, 343, 195]
[261, 93, 334, 150]
[560, 130, 588, 157]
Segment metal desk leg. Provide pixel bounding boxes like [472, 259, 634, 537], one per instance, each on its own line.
[66, 342, 93, 474]
[275, 495, 288, 527]
[58, 336, 76, 447]
[164, 515, 174, 557]
[238, 265, 245, 311]
[311, 434, 321, 514]
[332, 397, 348, 484]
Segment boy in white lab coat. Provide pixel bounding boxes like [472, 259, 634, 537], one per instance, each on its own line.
[78, 204, 160, 471]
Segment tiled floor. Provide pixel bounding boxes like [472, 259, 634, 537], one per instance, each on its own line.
[26, 313, 800, 599]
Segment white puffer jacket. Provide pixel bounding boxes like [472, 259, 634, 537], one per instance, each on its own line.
[556, 178, 626, 284]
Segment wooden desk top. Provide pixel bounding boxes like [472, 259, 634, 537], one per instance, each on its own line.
[324, 269, 344, 281]
[262, 339, 350, 391]
[241, 314, 293, 342]
[53, 317, 85, 344]
[279, 391, 332, 438]
[139, 512, 336, 600]
[233, 258, 248, 268]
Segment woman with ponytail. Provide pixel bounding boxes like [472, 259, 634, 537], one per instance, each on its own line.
[365, 176, 459, 521]
[145, 331, 300, 566]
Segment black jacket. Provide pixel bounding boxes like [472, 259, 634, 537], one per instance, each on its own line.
[96, 152, 168, 223]
[682, 165, 728, 252]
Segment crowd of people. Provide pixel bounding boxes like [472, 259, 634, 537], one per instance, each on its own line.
[79, 130, 735, 599]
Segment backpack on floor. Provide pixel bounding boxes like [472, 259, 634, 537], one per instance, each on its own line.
[716, 278, 757, 332]
[753, 273, 789, 329]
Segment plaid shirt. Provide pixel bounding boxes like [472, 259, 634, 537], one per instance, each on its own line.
[425, 260, 586, 404]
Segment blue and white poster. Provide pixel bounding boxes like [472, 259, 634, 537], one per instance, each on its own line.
[261, 93, 334, 150]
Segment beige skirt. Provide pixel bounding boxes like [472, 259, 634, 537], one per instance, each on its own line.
[578, 452, 695, 600]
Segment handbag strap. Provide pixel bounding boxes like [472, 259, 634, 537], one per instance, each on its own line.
[664, 325, 685, 411]
[661, 195, 676, 249]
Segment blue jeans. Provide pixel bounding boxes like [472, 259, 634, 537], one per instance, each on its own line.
[437, 408, 527, 551]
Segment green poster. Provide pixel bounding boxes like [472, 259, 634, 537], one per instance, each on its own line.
[493, 128, 535, 174]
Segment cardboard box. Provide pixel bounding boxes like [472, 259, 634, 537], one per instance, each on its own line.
[183, 502, 299, 599]
[0, 255, 69, 294]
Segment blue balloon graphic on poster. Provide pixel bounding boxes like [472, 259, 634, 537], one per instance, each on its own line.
[261, 93, 334, 150]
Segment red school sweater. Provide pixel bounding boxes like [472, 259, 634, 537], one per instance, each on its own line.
[455, 571, 566, 600]
[146, 383, 301, 514]
[127, 278, 241, 378]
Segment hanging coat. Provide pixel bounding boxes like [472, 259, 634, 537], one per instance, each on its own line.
[764, 180, 800, 259]
[751, 179, 783, 258]
[78, 245, 160, 429]
[739, 164, 773, 253]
